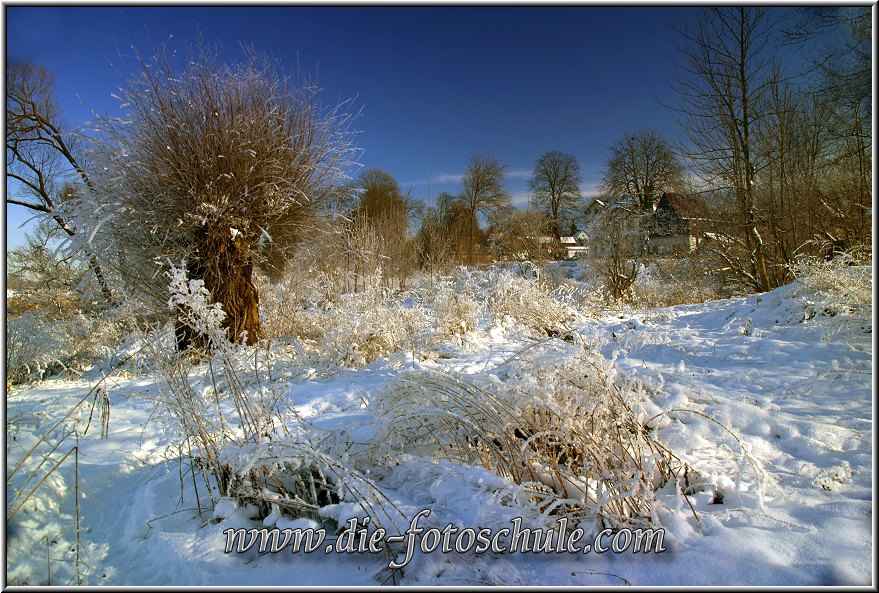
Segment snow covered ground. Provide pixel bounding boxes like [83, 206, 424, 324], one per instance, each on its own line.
[5, 274, 873, 586]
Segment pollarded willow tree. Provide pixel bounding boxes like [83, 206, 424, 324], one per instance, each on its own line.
[71, 42, 358, 346]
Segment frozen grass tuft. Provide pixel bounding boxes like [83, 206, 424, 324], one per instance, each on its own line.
[482, 269, 579, 337]
[6, 312, 71, 386]
[6, 302, 135, 388]
[371, 340, 689, 529]
[429, 279, 481, 345]
[157, 264, 410, 543]
[791, 249, 872, 312]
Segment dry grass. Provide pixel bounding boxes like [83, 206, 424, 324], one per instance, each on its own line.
[484, 270, 579, 338]
[160, 263, 700, 545]
[6, 304, 131, 388]
[429, 280, 481, 344]
[218, 436, 408, 533]
[791, 250, 872, 309]
[158, 265, 409, 540]
[371, 341, 691, 529]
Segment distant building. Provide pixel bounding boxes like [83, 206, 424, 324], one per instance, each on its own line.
[537, 235, 589, 259]
[644, 192, 708, 255]
[579, 192, 708, 258]
[558, 236, 589, 259]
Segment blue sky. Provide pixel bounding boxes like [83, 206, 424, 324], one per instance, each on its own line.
[6, 5, 690, 249]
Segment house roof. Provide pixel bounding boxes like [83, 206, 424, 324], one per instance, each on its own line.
[584, 195, 638, 212]
[658, 192, 709, 220]
[538, 236, 578, 245]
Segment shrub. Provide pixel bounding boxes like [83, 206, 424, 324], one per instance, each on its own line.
[6, 312, 71, 386]
[484, 269, 578, 337]
[629, 259, 723, 310]
[155, 264, 411, 562]
[791, 250, 872, 310]
[322, 288, 429, 368]
[429, 279, 480, 344]
[371, 341, 689, 529]
[259, 267, 432, 368]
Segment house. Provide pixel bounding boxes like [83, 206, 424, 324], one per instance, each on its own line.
[537, 235, 589, 259]
[580, 195, 636, 227]
[579, 193, 708, 258]
[558, 236, 588, 259]
[643, 192, 708, 255]
[579, 196, 642, 258]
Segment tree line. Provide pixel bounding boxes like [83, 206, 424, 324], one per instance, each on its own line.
[6, 7, 871, 346]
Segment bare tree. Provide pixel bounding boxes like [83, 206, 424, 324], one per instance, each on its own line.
[528, 150, 583, 239]
[591, 206, 640, 302]
[7, 219, 85, 317]
[353, 169, 410, 288]
[6, 63, 112, 298]
[416, 200, 455, 280]
[753, 67, 832, 281]
[488, 206, 551, 264]
[600, 130, 685, 212]
[672, 7, 775, 292]
[459, 152, 511, 265]
[809, 8, 872, 252]
[782, 7, 870, 106]
[73, 42, 357, 346]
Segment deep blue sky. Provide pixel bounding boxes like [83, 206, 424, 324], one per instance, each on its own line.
[6, 5, 690, 249]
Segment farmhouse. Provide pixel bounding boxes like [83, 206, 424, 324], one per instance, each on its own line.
[538, 235, 589, 259]
[579, 192, 708, 257]
[643, 192, 708, 255]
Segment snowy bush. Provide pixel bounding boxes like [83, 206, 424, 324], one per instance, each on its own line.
[791, 250, 872, 313]
[260, 268, 433, 368]
[66, 310, 126, 365]
[321, 288, 429, 368]
[218, 435, 409, 536]
[626, 259, 722, 310]
[6, 312, 72, 385]
[156, 265, 287, 499]
[166, 265, 228, 346]
[6, 297, 130, 386]
[100, 323, 177, 376]
[372, 341, 688, 529]
[485, 270, 578, 337]
[629, 262, 694, 309]
[429, 280, 480, 344]
[258, 273, 302, 339]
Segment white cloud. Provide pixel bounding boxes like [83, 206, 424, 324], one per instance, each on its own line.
[579, 180, 603, 197]
[432, 173, 463, 184]
[510, 191, 530, 208]
[405, 169, 530, 187]
[402, 172, 462, 186]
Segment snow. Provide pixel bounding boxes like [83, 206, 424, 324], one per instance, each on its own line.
[5, 275, 872, 586]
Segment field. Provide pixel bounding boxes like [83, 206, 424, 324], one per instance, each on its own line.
[5, 263, 873, 586]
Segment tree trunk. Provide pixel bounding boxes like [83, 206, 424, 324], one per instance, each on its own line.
[205, 237, 261, 346]
[175, 233, 261, 351]
[468, 210, 476, 266]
